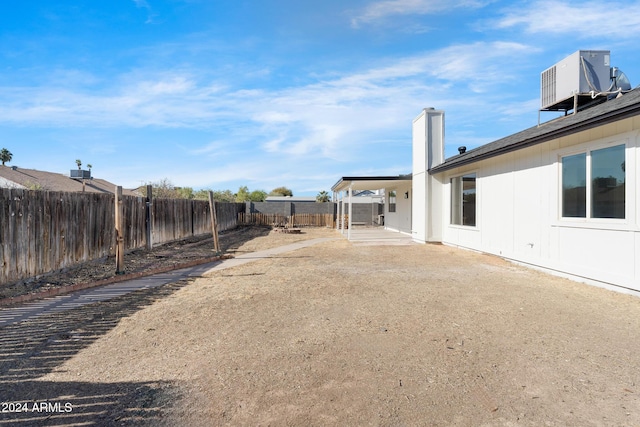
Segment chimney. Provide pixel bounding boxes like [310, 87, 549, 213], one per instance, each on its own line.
[412, 108, 445, 244]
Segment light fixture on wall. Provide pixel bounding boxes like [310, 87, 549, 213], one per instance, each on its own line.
[404, 191, 409, 199]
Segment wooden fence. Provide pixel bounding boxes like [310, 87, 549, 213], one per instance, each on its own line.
[238, 212, 335, 228]
[0, 188, 244, 285]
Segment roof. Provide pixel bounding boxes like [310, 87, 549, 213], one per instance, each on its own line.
[331, 174, 412, 192]
[0, 166, 139, 196]
[265, 196, 317, 202]
[430, 88, 640, 174]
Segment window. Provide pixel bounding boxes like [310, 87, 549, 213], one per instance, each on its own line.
[451, 173, 476, 226]
[562, 153, 586, 217]
[388, 191, 396, 213]
[561, 144, 625, 219]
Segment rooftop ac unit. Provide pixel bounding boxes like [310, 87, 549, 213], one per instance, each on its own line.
[540, 50, 611, 111]
[70, 169, 91, 179]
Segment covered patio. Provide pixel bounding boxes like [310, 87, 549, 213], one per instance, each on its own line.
[331, 175, 412, 241]
[339, 227, 417, 246]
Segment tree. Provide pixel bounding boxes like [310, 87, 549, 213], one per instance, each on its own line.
[196, 189, 236, 202]
[235, 186, 251, 202]
[75, 159, 82, 169]
[316, 190, 331, 202]
[269, 186, 293, 197]
[215, 189, 236, 202]
[175, 187, 195, 199]
[0, 148, 13, 166]
[24, 181, 44, 190]
[249, 190, 267, 202]
[142, 178, 179, 199]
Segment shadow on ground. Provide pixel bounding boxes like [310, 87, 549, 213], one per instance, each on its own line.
[1, 225, 274, 301]
[218, 225, 273, 254]
[0, 280, 191, 426]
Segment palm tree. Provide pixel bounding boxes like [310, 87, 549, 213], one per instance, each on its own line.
[316, 190, 331, 202]
[0, 148, 12, 166]
[76, 159, 82, 169]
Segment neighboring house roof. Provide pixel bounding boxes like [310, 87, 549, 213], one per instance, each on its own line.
[430, 88, 640, 173]
[265, 196, 317, 202]
[353, 190, 378, 197]
[0, 166, 139, 196]
[331, 174, 412, 192]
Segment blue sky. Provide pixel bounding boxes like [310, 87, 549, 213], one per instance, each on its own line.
[1, 1, 639, 195]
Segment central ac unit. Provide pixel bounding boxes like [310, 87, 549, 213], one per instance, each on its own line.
[540, 50, 611, 111]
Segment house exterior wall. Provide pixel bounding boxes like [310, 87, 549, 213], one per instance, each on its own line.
[385, 181, 412, 234]
[351, 202, 384, 225]
[435, 119, 640, 292]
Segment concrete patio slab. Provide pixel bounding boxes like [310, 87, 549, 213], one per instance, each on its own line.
[339, 227, 417, 246]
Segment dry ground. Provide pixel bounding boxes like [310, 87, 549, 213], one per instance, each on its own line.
[1, 227, 640, 426]
[1, 226, 278, 300]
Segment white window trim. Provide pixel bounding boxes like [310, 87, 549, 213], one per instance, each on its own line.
[387, 189, 397, 214]
[555, 135, 630, 227]
[448, 170, 479, 229]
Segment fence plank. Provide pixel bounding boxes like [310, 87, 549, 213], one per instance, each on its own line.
[0, 191, 247, 286]
[237, 212, 334, 228]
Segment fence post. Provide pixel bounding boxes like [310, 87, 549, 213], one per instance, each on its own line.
[115, 186, 125, 274]
[208, 191, 220, 253]
[145, 184, 153, 250]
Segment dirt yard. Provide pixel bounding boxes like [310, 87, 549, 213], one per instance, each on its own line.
[1, 227, 639, 426]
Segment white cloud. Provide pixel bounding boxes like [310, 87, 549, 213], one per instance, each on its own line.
[351, 0, 489, 27]
[132, 0, 150, 8]
[495, 0, 640, 38]
[0, 41, 535, 175]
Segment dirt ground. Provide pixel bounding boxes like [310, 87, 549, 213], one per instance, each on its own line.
[0, 226, 279, 300]
[1, 226, 640, 426]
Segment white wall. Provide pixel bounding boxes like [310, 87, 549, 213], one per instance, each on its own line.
[436, 119, 640, 292]
[412, 108, 444, 243]
[385, 182, 412, 234]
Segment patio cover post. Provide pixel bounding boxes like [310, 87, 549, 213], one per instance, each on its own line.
[336, 191, 341, 232]
[340, 191, 345, 234]
[348, 185, 353, 240]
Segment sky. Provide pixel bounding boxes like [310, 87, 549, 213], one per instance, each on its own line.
[1, 1, 639, 196]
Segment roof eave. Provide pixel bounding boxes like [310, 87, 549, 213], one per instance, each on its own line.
[429, 99, 640, 174]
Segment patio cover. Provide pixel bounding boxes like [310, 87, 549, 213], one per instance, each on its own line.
[331, 174, 412, 193]
[331, 174, 412, 240]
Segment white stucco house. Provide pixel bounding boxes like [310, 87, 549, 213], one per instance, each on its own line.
[333, 51, 640, 294]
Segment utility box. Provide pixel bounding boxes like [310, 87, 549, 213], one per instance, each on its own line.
[541, 50, 611, 111]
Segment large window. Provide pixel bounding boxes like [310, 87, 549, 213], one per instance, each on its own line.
[451, 173, 476, 226]
[561, 144, 625, 219]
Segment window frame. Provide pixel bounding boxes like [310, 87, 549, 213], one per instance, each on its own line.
[558, 140, 627, 223]
[388, 190, 396, 213]
[450, 172, 478, 228]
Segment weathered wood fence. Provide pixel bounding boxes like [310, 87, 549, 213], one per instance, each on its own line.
[238, 212, 335, 228]
[0, 188, 244, 285]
